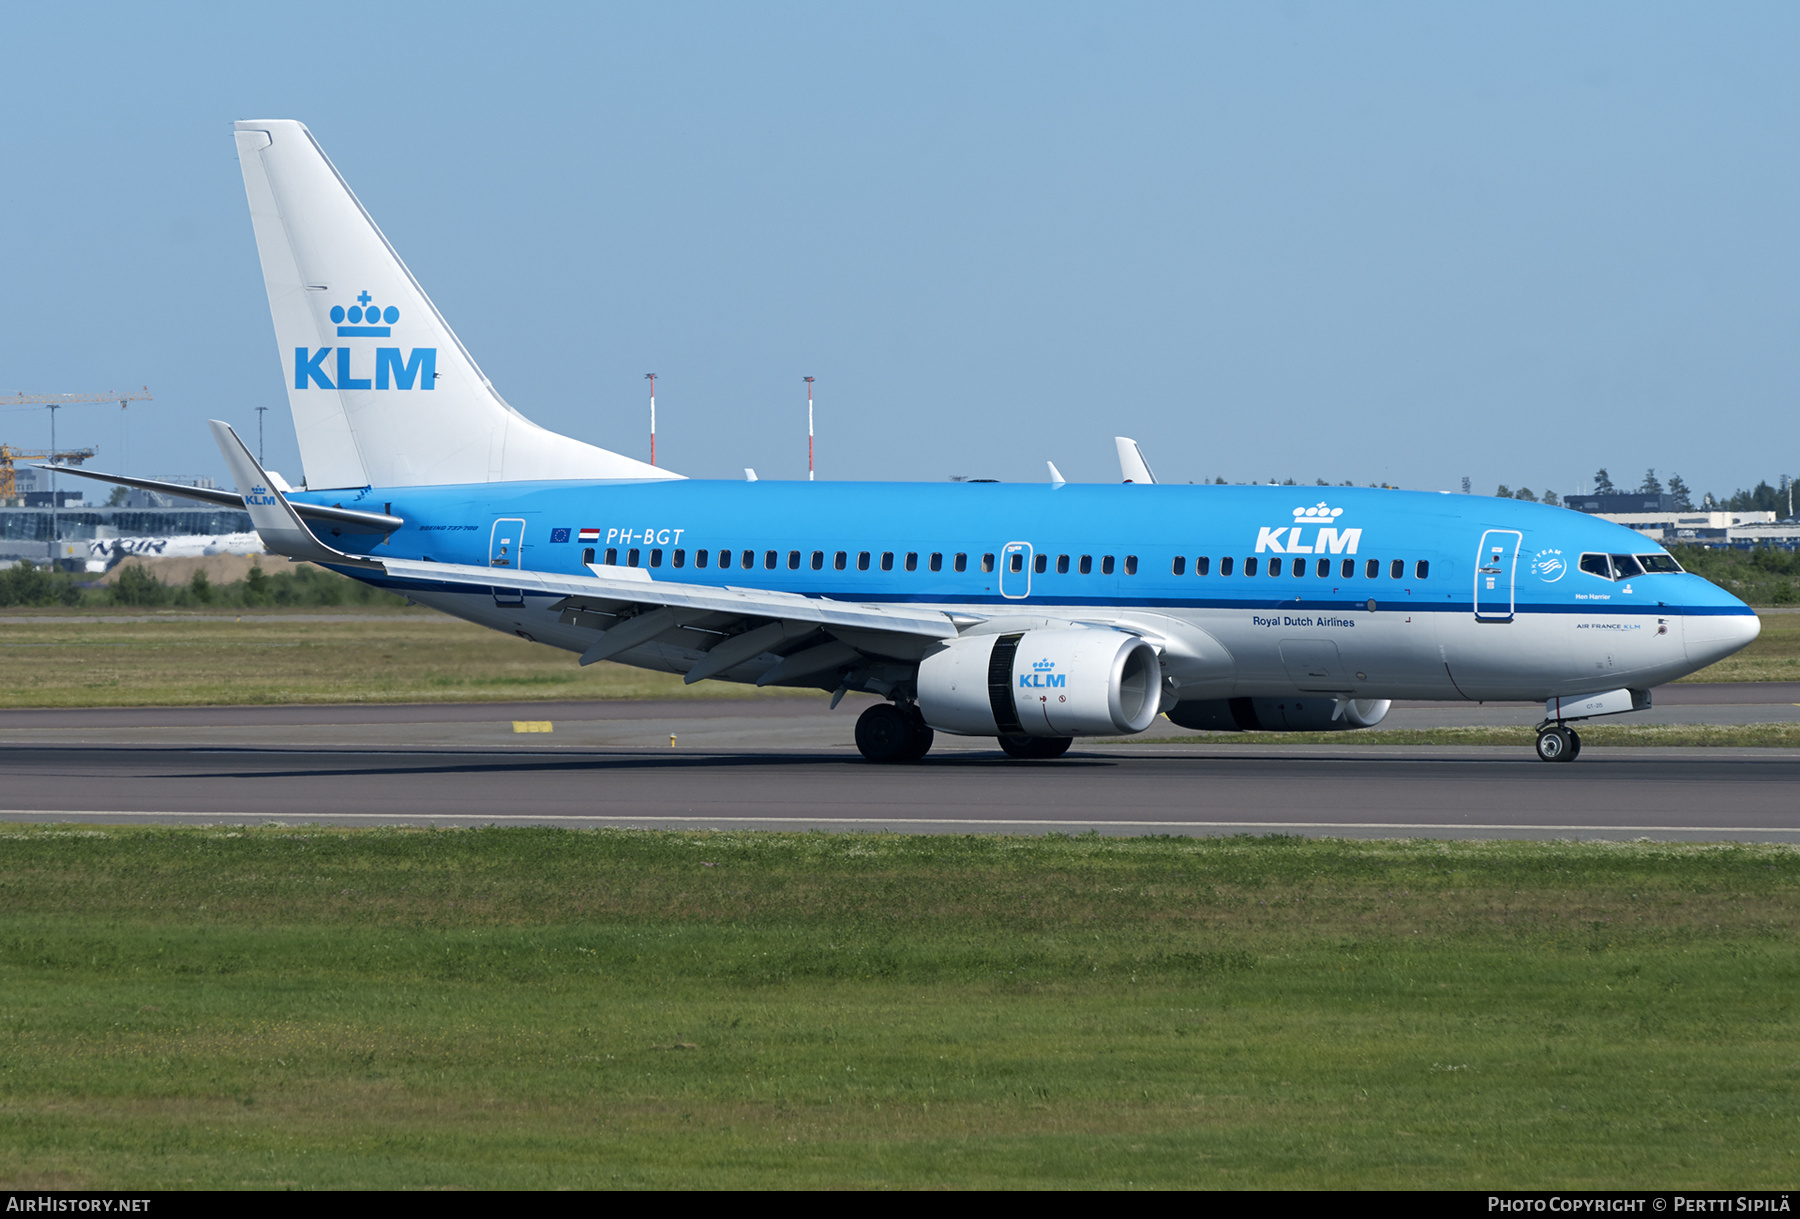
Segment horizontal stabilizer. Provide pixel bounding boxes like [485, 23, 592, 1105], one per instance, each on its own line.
[39, 462, 401, 533]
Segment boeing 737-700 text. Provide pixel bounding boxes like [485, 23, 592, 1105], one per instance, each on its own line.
[53, 121, 1761, 764]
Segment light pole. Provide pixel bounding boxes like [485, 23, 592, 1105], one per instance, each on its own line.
[804, 376, 815, 481]
[47, 404, 58, 565]
[645, 373, 657, 466]
[256, 406, 269, 466]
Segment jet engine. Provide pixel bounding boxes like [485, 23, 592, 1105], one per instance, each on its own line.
[916, 628, 1162, 738]
[1166, 696, 1391, 733]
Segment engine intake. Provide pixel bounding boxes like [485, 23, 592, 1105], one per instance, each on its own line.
[917, 628, 1162, 737]
[1166, 696, 1391, 733]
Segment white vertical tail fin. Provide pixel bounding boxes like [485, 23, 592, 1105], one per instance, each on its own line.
[233, 120, 677, 489]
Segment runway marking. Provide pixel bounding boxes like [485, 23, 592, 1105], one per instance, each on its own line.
[1, 810, 1796, 834]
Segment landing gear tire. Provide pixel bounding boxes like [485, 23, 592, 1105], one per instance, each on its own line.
[856, 703, 933, 763]
[998, 734, 1074, 760]
[1535, 726, 1576, 763]
[1566, 729, 1581, 760]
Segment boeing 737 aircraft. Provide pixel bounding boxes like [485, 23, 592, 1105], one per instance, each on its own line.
[55, 121, 1762, 764]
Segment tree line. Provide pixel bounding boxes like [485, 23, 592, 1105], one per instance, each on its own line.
[1494, 469, 1793, 516]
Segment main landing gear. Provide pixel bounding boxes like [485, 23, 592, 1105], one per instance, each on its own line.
[855, 702, 934, 763]
[1534, 724, 1583, 763]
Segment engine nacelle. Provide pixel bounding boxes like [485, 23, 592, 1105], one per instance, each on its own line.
[917, 627, 1162, 738]
[1166, 696, 1391, 733]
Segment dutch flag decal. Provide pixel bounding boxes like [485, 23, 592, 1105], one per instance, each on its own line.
[578, 527, 601, 543]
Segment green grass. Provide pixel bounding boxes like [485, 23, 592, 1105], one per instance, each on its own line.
[0, 609, 806, 706]
[1, 827, 1796, 1188]
[1676, 608, 1800, 683]
[1120, 722, 1800, 748]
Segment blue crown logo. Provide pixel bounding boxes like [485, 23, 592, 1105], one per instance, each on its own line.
[1032, 658, 1055, 671]
[331, 290, 399, 337]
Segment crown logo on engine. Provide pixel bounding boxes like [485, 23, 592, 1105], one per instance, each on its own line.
[330, 290, 399, 337]
[1032, 658, 1056, 672]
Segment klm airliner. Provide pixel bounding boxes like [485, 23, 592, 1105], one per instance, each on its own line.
[57, 121, 1761, 764]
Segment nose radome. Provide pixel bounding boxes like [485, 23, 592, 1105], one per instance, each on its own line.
[1685, 611, 1761, 668]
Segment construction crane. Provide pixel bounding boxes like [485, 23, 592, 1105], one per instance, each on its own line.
[0, 444, 97, 502]
[0, 388, 149, 503]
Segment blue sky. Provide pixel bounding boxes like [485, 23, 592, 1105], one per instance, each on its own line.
[4, 2, 1797, 500]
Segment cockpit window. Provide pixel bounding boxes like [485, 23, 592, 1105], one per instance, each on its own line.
[1637, 553, 1683, 574]
[1610, 554, 1645, 578]
[1578, 553, 1613, 579]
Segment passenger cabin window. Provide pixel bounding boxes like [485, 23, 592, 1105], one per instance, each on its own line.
[904, 552, 917, 571]
[1365, 559, 1378, 579]
[834, 551, 847, 571]
[627, 548, 640, 567]
[1033, 553, 1047, 574]
[1124, 555, 1138, 575]
[788, 550, 801, 570]
[880, 552, 893, 571]
[1244, 557, 1258, 577]
[982, 553, 996, 573]
[1637, 553, 1682, 574]
[930, 553, 943, 572]
[604, 547, 618, 565]
[742, 550, 755, 569]
[857, 551, 870, 571]
[1316, 558, 1329, 577]
[1415, 560, 1430, 579]
[672, 549, 687, 568]
[1220, 556, 1234, 576]
[1079, 555, 1092, 574]
[954, 553, 968, 572]
[812, 551, 825, 570]
[1007, 552, 1023, 574]
[1294, 558, 1307, 578]
[1171, 556, 1186, 576]
[1269, 557, 1283, 577]
[1057, 554, 1070, 574]
[765, 550, 778, 570]
[1389, 559, 1403, 579]
[1341, 559, 1354, 578]
[1196, 556, 1210, 576]
[650, 549, 663, 568]
[1102, 555, 1115, 575]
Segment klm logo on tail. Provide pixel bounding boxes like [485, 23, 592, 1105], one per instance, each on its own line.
[294, 290, 436, 390]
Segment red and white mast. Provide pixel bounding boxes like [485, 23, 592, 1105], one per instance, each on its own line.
[804, 375, 815, 481]
[645, 372, 657, 466]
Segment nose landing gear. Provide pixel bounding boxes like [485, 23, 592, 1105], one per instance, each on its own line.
[1534, 724, 1583, 763]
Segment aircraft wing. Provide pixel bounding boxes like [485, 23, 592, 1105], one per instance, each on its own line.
[209, 420, 958, 683]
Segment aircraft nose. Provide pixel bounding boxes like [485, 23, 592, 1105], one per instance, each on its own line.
[1684, 609, 1761, 669]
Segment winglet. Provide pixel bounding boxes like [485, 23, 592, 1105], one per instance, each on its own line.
[1046, 460, 1066, 488]
[1115, 437, 1157, 484]
[208, 419, 381, 568]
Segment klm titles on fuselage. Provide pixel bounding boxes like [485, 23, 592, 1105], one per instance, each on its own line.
[293, 292, 436, 391]
[1256, 503, 1362, 555]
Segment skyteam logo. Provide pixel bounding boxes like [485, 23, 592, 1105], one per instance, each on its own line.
[1019, 658, 1066, 689]
[294, 289, 436, 392]
[1531, 548, 1568, 583]
[1255, 502, 1362, 555]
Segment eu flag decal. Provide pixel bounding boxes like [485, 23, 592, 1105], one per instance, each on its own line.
[550, 528, 571, 544]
